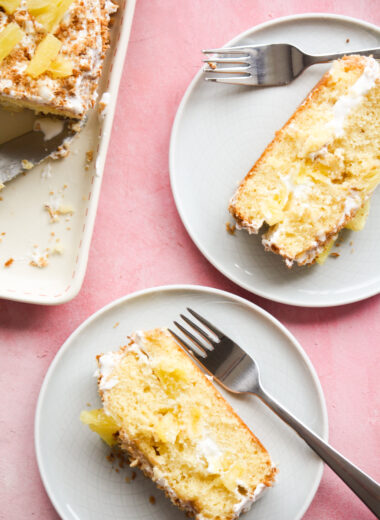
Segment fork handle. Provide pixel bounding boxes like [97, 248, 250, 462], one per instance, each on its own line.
[305, 47, 380, 65]
[256, 387, 380, 517]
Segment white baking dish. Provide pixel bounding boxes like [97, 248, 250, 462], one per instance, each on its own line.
[0, 0, 136, 305]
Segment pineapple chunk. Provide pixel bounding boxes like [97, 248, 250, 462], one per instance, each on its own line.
[26, 34, 62, 78]
[153, 363, 189, 399]
[27, 0, 75, 33]
[345, 200, 370, 231]
[0, 22, 24, 64]
[155, 412, 180, 444]
[316, 238, 335, 265]
[0, 0, 20, 14]
[80, 409, 119, 446]
[48, 56, 73, 78]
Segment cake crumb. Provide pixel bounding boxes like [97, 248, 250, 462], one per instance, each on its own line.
[349, 241, 353, 246]
[125, 476, 131, 483]
[113, 322, 120, 328]
[85, 150, 94, 170]
[86, 402, 91, 407]
[22, 159, 34, 170]
[131, 471, 137, 480]
[149, 496, 156, 505]
[4, 258, 14, 267]
[225, 222, 236, 235]
[29, 246, 49, 268]
[346, 38, 350, 43]
[330, 252, 340, 258]
[208, 61, 217, 69]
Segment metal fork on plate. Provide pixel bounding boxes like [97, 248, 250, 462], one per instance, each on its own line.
[202, 44, 380, 86]
[170, 308, 380, 517]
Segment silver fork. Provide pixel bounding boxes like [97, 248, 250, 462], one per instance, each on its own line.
[202, 44, 380, 86]
[170, 308, 380, 517]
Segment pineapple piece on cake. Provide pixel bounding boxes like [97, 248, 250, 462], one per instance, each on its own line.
[81, 329, 277, 520]
[0, 22, 24, 63]
[0, 0, 118, 118]
[229, 56, 380, 267]
[0, 0, 20, 14]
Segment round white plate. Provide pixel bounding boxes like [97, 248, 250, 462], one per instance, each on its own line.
[170, 14, 380, 307]
[35, 285, 328, 520]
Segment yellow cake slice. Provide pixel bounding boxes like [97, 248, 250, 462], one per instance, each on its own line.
[229, 56, 380, 267]
[81, 328, 277, 520]
[0, 0, 117, 118]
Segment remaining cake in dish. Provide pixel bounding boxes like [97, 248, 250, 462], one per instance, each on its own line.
[229, 55, 380, 267]
[0, 0, 117, 119]
[81, 328, 277, 520]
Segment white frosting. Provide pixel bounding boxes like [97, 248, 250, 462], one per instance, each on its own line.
[96, 333, 151, 392]
[128, 332, 150, 364]
[40, 162, 52, 179]
[328, 57, 379, 137]
[96, 351, 123, 391]
[38, 85, 54, 102]
[196, 436, 223, 473]
[233, 483, 267, 516]
[34, 118, 64, 141]
[337, 191, 362, 227]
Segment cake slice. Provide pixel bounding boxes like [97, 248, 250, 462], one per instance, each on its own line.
[0, 0, 117, 119]
[81, 328, 277, 520]
[229, 56, 380, 267]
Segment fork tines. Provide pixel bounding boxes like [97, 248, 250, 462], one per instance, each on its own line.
[169, 308, 222, 361]
[202, 48, 252, 84]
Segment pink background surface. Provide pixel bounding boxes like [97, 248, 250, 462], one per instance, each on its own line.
[0, 0, 379, 518]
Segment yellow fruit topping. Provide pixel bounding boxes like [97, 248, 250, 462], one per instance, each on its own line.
[0, 0, 20, 14]
[80, 409, 119, 446]
[153, 363, 189, 399]
[47, 56, 73, 78]
[316, 238, 335, 265]
[155, 412, 180, 444]
[0, 22, 24, 64]
[26, 33, 62, 78]
[27, 0, 75, 33]
[345, 200, 370, 231]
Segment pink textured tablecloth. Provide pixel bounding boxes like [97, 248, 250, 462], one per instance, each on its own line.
[1, 1, 379, 519]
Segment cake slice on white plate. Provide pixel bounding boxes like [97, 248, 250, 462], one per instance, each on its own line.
[229, 55, 380, 267]
[81, 328, 277, 520]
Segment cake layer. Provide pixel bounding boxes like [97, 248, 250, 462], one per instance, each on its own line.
[0, 0, 117, 119]
[229, 56, 380, 267]
[90, 328, 277, 520]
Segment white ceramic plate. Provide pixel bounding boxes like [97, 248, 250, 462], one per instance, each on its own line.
[35, 285, 328, 520]
[0, 0, 136, 305]
[170, 14, 380, 307]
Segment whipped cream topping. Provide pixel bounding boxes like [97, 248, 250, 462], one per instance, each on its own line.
[96, 351, 123, 391]
[233, 483, 267, 515]
[328, 57, 379, 138]
[196, 436, 223, 474]
[128, 331, 150, 364]
[34, 118, 64, 140]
